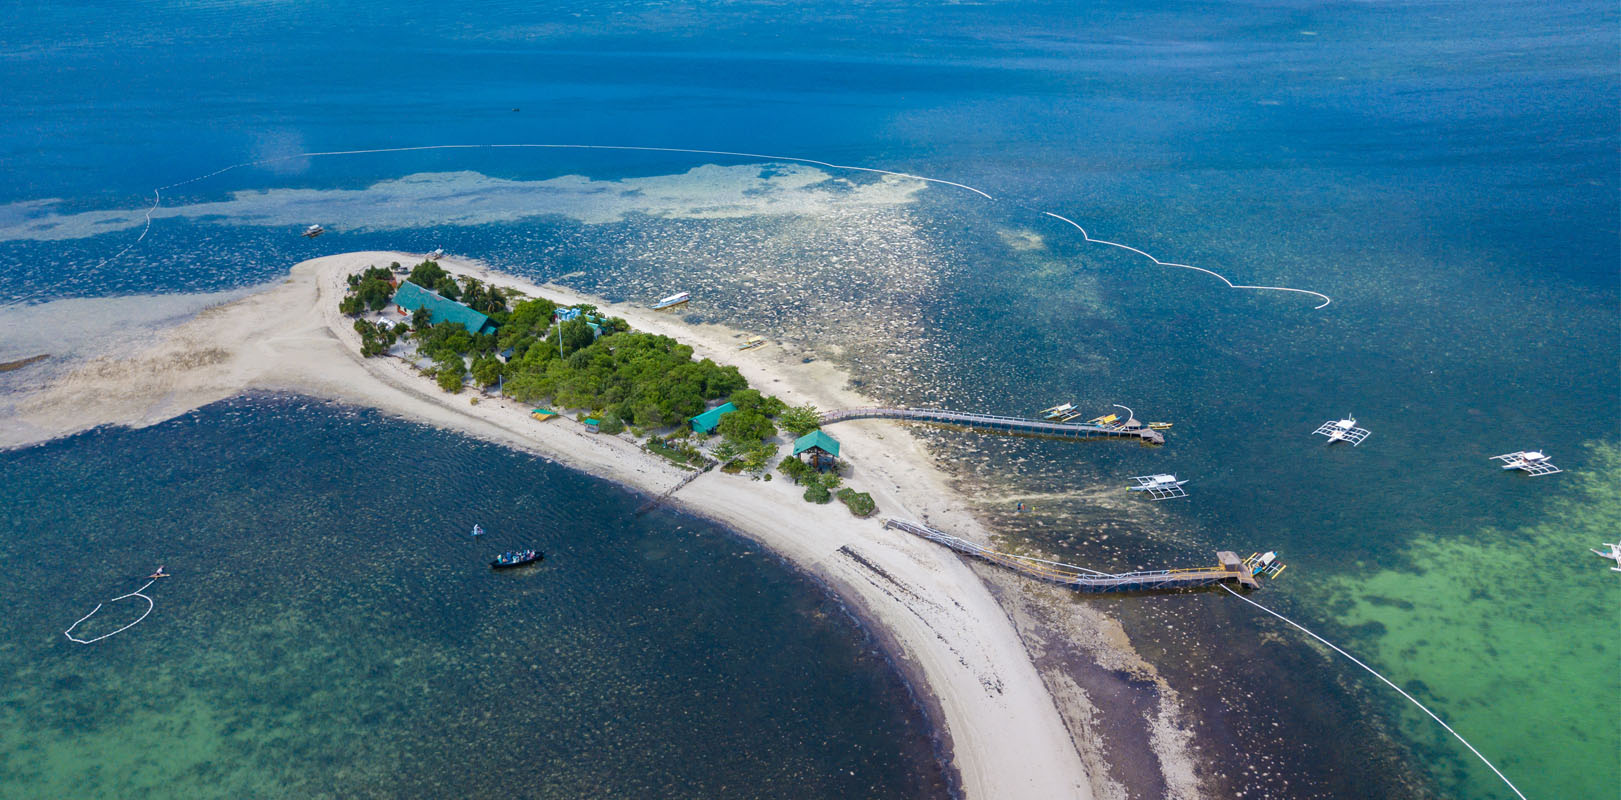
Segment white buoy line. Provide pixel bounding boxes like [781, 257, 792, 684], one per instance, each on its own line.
[1219, 584, 1527, 800]
[1043, 212, 1332, 309]
[63, 578, 161, 645]
[79, 142, 1330, 309]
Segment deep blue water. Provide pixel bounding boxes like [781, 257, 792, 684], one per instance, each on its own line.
[1, 1, 1616, 798]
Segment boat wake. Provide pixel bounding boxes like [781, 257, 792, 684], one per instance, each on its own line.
[78, 143, 1331, 310]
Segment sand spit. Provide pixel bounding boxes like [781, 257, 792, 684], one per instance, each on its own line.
[1, 252, 1094, 799]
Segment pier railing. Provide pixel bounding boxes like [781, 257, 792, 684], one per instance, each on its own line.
[883, 519, 1257, 592]
[821, 407, 1163, 445]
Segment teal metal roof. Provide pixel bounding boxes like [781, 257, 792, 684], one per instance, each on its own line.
[688, 401, 737, 434]
[393, 281, 495, 333]
[792, 430, 840, 458]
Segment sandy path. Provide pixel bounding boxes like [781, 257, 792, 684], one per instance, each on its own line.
[2, 252, 1094, 799]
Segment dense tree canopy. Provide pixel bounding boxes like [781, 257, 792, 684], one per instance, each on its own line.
[408, 260, 447, 290]
[502, 332, 746, 428]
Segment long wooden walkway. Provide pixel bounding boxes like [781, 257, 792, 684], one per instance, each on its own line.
[884, 519, 1259, 592]
[820, 407, 1164, 445]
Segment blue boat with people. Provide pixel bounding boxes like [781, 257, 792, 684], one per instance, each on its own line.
[490, 549, 542, 569]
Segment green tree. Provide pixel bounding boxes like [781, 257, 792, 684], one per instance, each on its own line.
[433, 276, 461, 301]
[411, 307, 432, 330]
[408, 260, 447, 289]
[560, 317, 595, 354]
[435, 354, 466, 393]
[718, 408, 776, 444]
[778, 405, 821, 436]
[471, 354, 504, 388]
[339, 295, 363, 316]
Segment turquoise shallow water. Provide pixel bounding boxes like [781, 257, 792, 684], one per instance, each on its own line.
[0, 397, 948, 798]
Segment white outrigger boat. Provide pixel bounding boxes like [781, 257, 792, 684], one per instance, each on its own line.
[1590, 542, 1621, 572]
[1313, 415, 1371, 446]
[427, 247, 445, 259]
[1127, 474, 1188, 500]
[1039, 402, 1076, 420]
[1492, 450, 1561, 476]
[302, 224, 326, 238]
[651, 291, 691, 310]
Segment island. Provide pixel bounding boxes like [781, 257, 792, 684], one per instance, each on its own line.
[1, 251, 1101, 799]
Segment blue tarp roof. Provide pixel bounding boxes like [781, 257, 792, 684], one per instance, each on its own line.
[689, 401, 737, 434]
[792, 430, 840, 458]
[393, 281, 495, 333]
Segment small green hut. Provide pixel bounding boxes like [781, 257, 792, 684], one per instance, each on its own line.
[792, 430, 841, 471]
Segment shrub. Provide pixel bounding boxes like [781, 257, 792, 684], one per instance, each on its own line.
[837, 488, 876, 517]
[803, 483, 831, 503]
[778, 405, 821, 436]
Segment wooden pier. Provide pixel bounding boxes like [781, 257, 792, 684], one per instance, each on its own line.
[884, 519, 1259, 592]
[820, 407, 1164, 445]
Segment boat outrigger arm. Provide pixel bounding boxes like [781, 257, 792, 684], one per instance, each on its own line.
[1591, 542, 1621, 572]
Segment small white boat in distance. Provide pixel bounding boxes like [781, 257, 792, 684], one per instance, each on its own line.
[303, 224, 325, 238]
[651, 291, 691, 310]
[427, 247, 445, 259]
[1492, 450, 1561, 476]
[1313, 415, 1371, 446]
[1127, 474, 1188, 500]
[1591, 542, 1621, 572]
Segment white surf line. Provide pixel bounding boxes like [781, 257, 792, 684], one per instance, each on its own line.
[1219, 584, 1527, 800]
[63, 579, 159, 645]
[1043, 211, 1332, 309]
[73, 142, 1331, 311]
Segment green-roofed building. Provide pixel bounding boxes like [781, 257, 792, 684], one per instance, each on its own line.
[392, 281, 496, 334]
[688, 401, 736, 434]
[792, 430, 841, 470]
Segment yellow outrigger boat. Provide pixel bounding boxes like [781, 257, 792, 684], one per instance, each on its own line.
[1147, 422, 1173, 430]
[737, 336, 767, 350]
[1086, 414, 1120, 427]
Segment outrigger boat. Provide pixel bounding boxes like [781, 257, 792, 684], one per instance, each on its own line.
[471, 524, 484, 537]
[1127, 474, 1188, 500]
[1313, 415, 1371, 446]
[737, 336, 766, 350]
[1039, 402, 1076, 420]
[427, 247, 445, 259]
[1086, 413, 1120, 427]
[1492, 450, 1561, 476]
[302, 224, 325, 238]
[1590, 542, 1621, 572]
[651, 291, 691, 310]
[491, 549, 542, 569]
[1146, 422, 1173, 431]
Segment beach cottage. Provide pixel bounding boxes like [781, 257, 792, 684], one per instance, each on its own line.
[688, 402, 737, 434]
[792, 430, 841, 471]
[392, 281, 497, 334]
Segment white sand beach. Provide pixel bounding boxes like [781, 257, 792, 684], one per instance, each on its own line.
[1, 251, 1095, 799]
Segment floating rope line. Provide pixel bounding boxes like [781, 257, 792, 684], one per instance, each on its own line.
[1044, 212, 1332, 309]
[1219, 585, 1526, 800]
[74, 142, 1330, 310]
[63, 578, 161, 645]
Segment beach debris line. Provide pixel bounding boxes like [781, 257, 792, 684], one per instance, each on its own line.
[1491, 450, 1561, 476]
[1312, 415, 1371, 446]
[1128, 474, 1188, 500]
[884, 519, 1270, 592]
[63, 568, 169, 645]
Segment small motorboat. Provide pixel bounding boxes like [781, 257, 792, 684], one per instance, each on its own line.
[303, 224, 325, 238]
[651, 291, 691, 310]
[490, 549, 542, 569]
